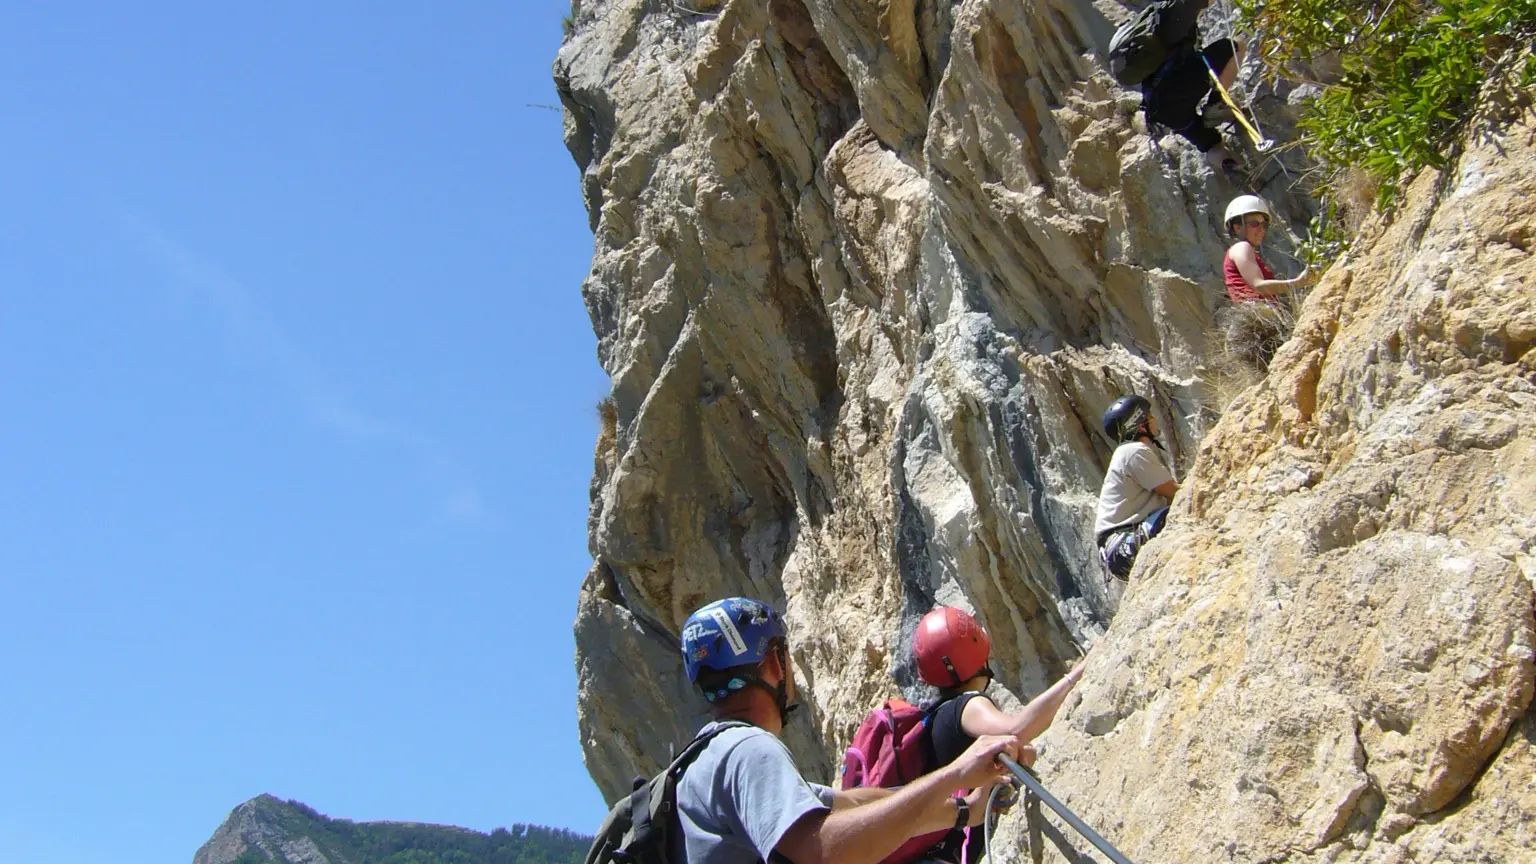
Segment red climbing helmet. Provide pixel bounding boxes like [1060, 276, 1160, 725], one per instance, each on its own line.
[913, 606, 992, 688]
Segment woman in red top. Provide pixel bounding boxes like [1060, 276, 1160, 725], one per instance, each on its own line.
[1222, 195, 1314, 302]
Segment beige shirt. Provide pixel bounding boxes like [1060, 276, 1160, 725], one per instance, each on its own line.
[1094, 441, 1175, 537]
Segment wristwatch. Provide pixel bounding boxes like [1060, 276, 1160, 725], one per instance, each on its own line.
[952, 795, 969, 831]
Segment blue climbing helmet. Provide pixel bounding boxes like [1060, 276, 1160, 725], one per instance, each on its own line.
[1102, 394, 1152, 443]
[681, 597, 786, 683]
[681, 598, 798, 719]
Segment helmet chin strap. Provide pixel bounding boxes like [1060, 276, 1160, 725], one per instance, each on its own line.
[942, 658, 995, 691]
[772, 642, 799, 721]
[942, 655, 968, 688]
[758, 678, 797, 721]
[742, 643, 798, 723]
[1137, 419, 1167, 451]
[715, 676, 794, 718]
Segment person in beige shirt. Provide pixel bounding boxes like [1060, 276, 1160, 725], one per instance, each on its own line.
[1094, 394, 1179, 579]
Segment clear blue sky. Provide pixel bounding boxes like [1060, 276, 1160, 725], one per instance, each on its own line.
[0, 3, 612, 862]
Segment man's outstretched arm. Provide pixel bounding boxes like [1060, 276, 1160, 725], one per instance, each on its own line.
[775, 734, 1025, 864]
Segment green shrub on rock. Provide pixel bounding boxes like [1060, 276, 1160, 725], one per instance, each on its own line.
[1239, 0, 1536, 217]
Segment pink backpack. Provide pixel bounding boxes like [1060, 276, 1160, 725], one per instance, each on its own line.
[839, 698, 953, 864]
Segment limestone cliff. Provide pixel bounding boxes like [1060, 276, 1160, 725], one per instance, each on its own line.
[1032, 80, 1536, 861]
[556, 1, 1534, 860]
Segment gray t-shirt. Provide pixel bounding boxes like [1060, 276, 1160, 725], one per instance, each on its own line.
[672, 722, 834, 864]
[1094, 441, 1175, 537]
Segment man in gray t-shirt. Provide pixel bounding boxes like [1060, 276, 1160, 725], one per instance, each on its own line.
[674, 598, 1030, 864]
[1095, 395, 1180, 579]
[673, 722, 833, 864]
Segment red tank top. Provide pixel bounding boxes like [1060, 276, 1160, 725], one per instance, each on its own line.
[1223, 244, 1275, 303]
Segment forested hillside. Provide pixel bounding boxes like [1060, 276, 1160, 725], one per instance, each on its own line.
[195, 795, 590, 864]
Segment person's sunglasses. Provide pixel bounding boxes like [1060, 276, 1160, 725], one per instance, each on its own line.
[1244, 217, 1269, 229]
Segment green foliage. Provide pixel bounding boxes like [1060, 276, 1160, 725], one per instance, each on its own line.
[1238, 0, 1536, 227]
[1296, 193, 1352, 267]
[230, 797, 591, 864]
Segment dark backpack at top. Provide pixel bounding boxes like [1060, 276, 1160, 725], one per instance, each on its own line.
[839, 699, 953, 864]
[585, 721, 749, 864]
[1107, 0, 1203, 86]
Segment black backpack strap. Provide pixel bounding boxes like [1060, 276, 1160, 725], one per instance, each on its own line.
[618, 722, 756, 864]
[668, 720, 753, 778]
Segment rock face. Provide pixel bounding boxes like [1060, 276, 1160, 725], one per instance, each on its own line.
[1034, 85, 1536, 861]
[556, 1, 1534, 859]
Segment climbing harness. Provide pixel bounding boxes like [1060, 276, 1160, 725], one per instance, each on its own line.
[1202, 54, 1274, 152]
[986, 754, 1138, 864]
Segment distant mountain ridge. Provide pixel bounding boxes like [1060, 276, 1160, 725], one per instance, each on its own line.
[194, 794, 592, 864]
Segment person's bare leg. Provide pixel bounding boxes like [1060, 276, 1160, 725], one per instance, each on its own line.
[1219, 40, 1243, 92]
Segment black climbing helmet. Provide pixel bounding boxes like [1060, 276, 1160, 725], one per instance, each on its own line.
[1102, 394, 1152, 443]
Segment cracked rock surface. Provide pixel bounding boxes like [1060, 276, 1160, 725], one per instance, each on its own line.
[556, 1, 1534, 859]
[1035, 87, 1536, 861]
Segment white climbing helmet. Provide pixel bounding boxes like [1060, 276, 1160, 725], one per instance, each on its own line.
[1224, 195, 1272, 234]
